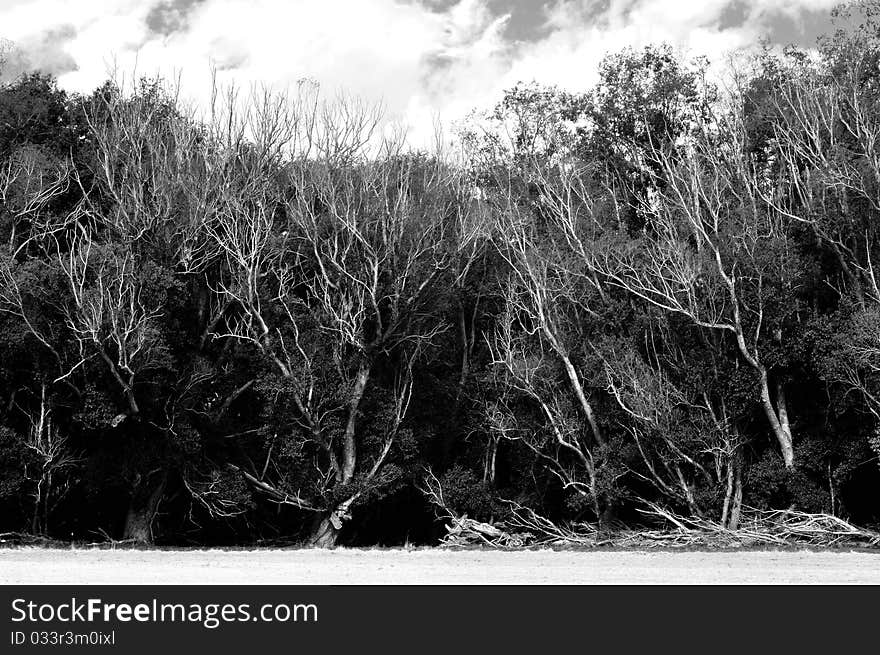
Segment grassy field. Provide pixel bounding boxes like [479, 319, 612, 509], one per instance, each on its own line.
[2, 548, 879, 584]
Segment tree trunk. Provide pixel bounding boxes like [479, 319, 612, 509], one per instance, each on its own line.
[758, 370, 794, 468]
[123, 473, 166, 544]
[828, 462, 837, 517]
[31, 479, 44, 536]
[728, 462, 743, 531]
[541, 324, 603, 447]
[558, 350, 604, 446]
[483, 435, 498, 484]
[342, 362, 371, 484]
[308, 513, 342, 548]
[454, 301, 470, 410]
[775, 379, 793, 466]
[722, 449, 743, 529]
[728, 282, 793, 468]
[722, 458, 734, 526]
[307, 495, 357, 548]
[307, 360, 370, 549]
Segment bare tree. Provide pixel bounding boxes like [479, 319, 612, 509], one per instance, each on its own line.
[0, 145, 72, 257]
[53, 224, 171, 541]
[486, 294, 604, 518]
[589, 107, 800, 468]
[765, 54, 880, 458]
[17, 383, 81, 535]
[489, 172, 605, 434]
[469, 117, 614, 518]
[79, 78, 222, 270]
[58, 226, 166, 421]
[200, 85, 473, 545]
[599, 336, 744, 524]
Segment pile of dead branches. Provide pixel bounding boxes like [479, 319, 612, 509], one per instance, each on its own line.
[420, 470, 535, 547]
[631, 502, 880, 549]
[0, 532, 63, 547]
[421, 471, 880, 549]
[444, 503, 880, 549]
[439, 515, 530, 548]
[434, 502, 610, 548]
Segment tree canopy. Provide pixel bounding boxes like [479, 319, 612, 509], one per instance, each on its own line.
[2, 2, 880, 546]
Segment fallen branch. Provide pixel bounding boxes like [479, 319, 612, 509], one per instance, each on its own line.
[419, 470, 880, 549]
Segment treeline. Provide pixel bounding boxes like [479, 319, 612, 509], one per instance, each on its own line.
[2, 3, 880, 546]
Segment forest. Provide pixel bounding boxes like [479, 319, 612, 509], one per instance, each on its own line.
[2, 1, 880, 548]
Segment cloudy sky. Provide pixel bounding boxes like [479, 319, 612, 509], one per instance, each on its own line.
[0, 0, 840, 145]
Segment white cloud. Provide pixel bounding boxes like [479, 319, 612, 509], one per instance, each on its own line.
[0, 0, 841, 148]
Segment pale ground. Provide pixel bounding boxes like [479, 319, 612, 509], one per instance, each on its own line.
[1, 548, 880, 584]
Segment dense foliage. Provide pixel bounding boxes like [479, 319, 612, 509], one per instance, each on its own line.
[2, 2, 880, 546]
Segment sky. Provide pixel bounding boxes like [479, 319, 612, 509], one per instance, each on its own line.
[0, 0, 842, 146]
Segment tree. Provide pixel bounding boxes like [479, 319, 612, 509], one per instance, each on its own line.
[201, 87, 475, 545]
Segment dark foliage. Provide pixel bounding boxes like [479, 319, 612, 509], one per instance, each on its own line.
[2, 2, 880, 546]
